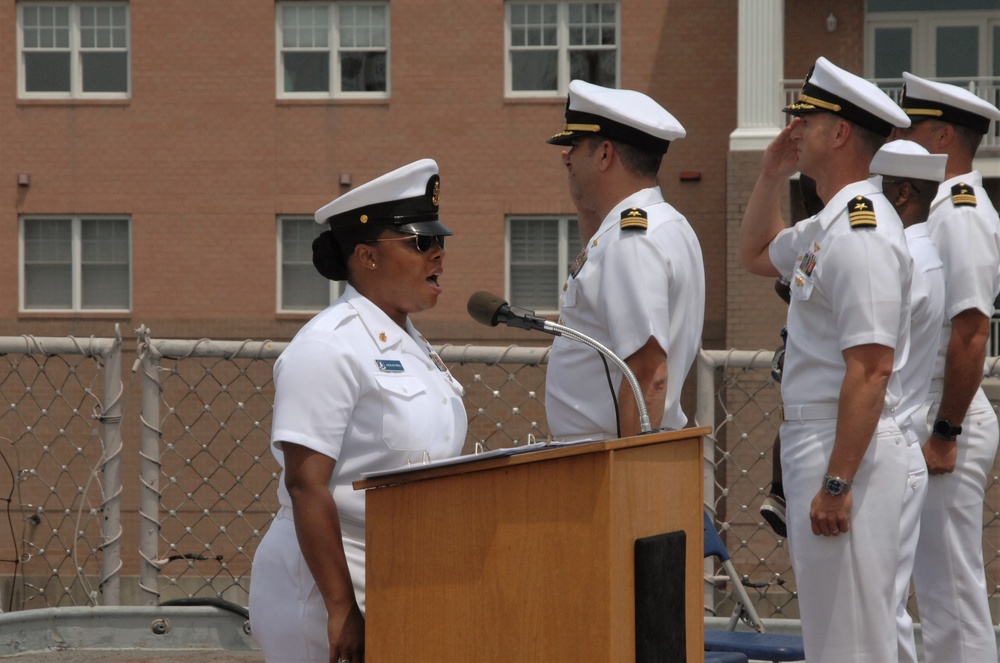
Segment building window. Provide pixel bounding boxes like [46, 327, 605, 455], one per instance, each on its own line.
[277, 1, 389, 98]
[505, 1, 618, 96]
[18, 2, 130, 98]
[866, 6, 999, 83]
[20, 216, 131, 311]
[507, 216, 579, 312]
[278, 217, 340, 312]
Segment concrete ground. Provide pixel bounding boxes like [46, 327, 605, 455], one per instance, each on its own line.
[2, 651, 264, 662]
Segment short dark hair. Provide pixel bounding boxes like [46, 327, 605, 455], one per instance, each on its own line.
[851, 120, 887, 159]
[609, 138, 663, 178]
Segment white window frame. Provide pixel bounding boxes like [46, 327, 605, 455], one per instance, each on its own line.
[865, 11, 999, 79]
[505, 215, 579, 314]
[504, 1, 620, 98]
[275, 1, 390, 100]
[17, 1, 130, 100]
[277, 216, 341, 313]
[19, 215, 132, 313]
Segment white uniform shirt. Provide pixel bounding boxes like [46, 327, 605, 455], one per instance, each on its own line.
[270, 285, 467, 528]
[769, 178, 912, 409]
[546, 186, 705, 439]
[926, 172, 1000, 380]
[896, 223, 945, 441]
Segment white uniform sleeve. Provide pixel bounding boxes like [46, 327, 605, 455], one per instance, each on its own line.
[826, 231, 904, 351]
[271, 336, 360, 460]
[935, 206, 1000, 320]
[768, 224, 803, 279]
[597, 230, 672, 362]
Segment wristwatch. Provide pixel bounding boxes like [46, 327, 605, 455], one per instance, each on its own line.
[822, 474, 852, 496]
[932, 418, 962, 442]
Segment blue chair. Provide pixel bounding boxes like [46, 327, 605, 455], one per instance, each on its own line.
[703, 511, 805, 662]
[705, 652, 749, 663]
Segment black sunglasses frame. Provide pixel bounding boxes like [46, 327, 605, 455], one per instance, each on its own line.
[367, 234, 446, 253]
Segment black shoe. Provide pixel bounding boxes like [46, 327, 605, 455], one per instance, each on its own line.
[760, 494, 787, 538]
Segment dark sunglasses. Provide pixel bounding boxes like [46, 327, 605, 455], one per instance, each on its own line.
[368, 234, 446, 253]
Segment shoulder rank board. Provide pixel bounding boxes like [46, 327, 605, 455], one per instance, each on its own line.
[951, 183, 977, 207]
[848, 196, 876, 229]
[620, 207, 648, 230]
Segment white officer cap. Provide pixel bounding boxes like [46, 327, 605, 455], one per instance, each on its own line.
[870, 140, 947, 182]
[314, 158, 452, 236]
[900, 72, 1000, 135]
[784, 56, 911, 137]
[547, 79, 685, 154]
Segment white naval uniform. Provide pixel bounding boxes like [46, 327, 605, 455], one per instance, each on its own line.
[912, 172, 1000, 663]
[894, 223, 944, 663]
[769, 179, 912, 663]
[545, 186, 705, 440]
[248, 285, 467, 663]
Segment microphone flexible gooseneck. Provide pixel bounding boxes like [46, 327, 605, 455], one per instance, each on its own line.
[467, 291, 652, 434]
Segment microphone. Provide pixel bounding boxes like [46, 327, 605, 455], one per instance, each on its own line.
[467, 291, 551, 332]
[466, 291, 652, 434]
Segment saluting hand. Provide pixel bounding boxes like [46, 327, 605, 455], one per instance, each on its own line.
[761, 121, 801, 181]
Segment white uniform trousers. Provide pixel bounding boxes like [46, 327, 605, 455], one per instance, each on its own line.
[782, 415, 908, 663]
[913, 387, 999, 663]
[249, 510, 367, 663]
[895, 419, 929, 663]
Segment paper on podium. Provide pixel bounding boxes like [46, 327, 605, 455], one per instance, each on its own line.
[360, 441, 549, 479]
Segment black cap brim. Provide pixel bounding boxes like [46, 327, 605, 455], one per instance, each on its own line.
[396, 218, 454, 236]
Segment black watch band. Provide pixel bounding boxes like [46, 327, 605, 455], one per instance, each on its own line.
[932, 418, 962, 442]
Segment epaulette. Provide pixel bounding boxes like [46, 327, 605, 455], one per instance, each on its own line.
[951, 183, 977, 207]
[847, 196, 876, 229]
[620, 207, 648, 230]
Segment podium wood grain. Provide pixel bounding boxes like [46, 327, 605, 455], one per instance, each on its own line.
[356, 427, 708, 662]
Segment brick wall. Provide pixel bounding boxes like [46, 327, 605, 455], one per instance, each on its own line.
[0, 0, 737, 356]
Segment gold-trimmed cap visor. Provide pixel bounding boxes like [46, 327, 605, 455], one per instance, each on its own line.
[784, 82, 894, 137]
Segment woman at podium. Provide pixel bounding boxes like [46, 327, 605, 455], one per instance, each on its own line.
[249, 159, 468, 663]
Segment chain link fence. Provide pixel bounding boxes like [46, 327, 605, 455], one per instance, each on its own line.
[3, 328, 1000, 625]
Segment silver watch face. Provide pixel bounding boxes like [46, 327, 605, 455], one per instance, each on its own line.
[825, 477, 848, 495]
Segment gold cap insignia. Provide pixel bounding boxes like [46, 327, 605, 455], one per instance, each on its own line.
[432, 180, 440, 207]
[848, 196, 877, 229]
[620, 206, 648, 231]
[951, 183, 977, 208]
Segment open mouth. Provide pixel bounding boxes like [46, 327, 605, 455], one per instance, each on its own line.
[427, 274, 440, 287]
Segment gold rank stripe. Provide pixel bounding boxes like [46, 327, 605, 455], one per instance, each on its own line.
[798, 94, 842, 112]
[904, 107, 944, 118]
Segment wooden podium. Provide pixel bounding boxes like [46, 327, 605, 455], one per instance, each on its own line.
[355, 427, 708, 662]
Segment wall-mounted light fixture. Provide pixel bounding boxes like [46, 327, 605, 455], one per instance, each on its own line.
[339, 173, 352, 186]
[826, 12, 837, 33]
[17, 173, 30, 187]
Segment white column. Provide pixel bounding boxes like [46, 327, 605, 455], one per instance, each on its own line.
[730, 0, 784, 151]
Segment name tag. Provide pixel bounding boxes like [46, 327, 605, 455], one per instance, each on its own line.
[375, 359, 404, 373]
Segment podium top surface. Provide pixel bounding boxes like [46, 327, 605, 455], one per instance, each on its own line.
[353, 426, 710, 491]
